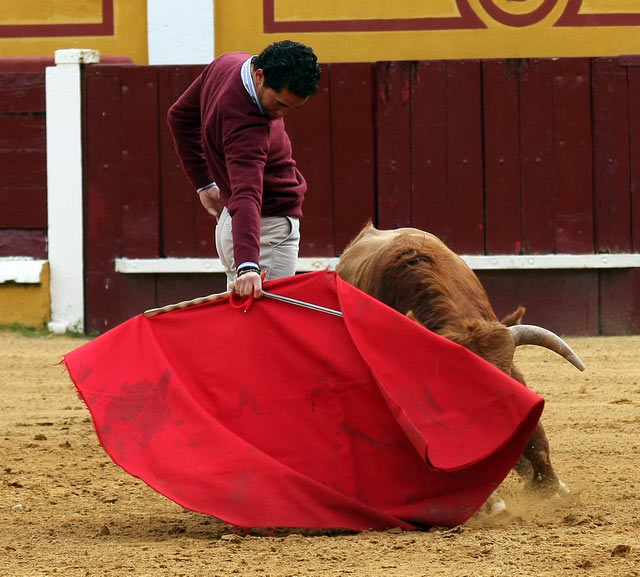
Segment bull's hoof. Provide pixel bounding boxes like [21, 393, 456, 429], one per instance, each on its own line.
[553, 480, 570, 497]
[526, 477, 570, 498]
[477, 491, 507, 517]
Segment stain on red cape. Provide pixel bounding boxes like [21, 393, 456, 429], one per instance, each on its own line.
[64, 271, 543, 531]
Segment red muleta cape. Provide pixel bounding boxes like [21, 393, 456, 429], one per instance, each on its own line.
[64, 271, 543, 531]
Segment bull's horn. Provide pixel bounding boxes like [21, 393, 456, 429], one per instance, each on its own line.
[509, 324, 586, 371]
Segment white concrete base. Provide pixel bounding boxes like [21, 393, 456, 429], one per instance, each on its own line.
[47, 321, 71, 334]
[0, 258, 47, 284]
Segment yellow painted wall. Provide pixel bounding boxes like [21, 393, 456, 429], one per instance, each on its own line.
[216, 0, 640, 62]
[0, 0, 148, 64]
[0, 264, 51, 329]
[3, 1, 639, 72]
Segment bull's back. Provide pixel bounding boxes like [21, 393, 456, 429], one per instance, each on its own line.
[337, 224, 497, 325]
[337, 224, 442, 291]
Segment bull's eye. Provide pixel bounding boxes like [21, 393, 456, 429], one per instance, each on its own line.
[404, 251, 432, 267]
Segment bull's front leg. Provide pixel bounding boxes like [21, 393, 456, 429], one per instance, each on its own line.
[516, 422, 569, 496]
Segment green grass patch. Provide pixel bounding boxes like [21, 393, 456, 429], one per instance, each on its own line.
[0, 323, 91, 339]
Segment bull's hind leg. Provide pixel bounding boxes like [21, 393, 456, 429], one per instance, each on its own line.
[517, 422, 569, 496]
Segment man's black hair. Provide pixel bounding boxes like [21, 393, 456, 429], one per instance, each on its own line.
[253, 40, 321, 98]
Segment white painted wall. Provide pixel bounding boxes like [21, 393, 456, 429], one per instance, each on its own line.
[46, 49, 99, 333]
[147, 0, 215, 65]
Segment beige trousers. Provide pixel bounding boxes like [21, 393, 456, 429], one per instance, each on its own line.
[215, 207, 301, 289]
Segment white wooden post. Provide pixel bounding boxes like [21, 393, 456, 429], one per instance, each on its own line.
[46, 49, 99, 333]
[147, 0, 215, 65]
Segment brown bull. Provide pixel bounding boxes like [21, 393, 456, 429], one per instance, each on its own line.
[336, 223, 585, 509]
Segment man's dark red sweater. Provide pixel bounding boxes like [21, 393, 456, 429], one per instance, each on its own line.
[167, 52, 306, 266]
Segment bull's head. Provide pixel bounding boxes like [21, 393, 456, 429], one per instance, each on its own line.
[407, 310, 585, 379]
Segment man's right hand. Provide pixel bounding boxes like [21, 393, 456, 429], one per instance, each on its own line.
[198, 185, 224, 222]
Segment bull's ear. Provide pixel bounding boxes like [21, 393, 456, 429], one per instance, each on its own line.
[406, 310, 421, 324]
[501, 306, 526, 326]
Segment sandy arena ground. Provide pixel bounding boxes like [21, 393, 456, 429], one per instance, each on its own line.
[1, 328, 639, 577]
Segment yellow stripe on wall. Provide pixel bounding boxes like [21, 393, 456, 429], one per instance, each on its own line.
[0, 0, 102, 25]
[0, 0, 148, 64]
[0, 264, 50, 329]
[581, 0, 640, 14]
[273, 0, 460, 21]
[216, 0, 640, 63]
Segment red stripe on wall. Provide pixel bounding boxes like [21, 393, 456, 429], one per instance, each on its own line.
[556, 0, 640, 27]
[478, 0, 558, 27]
[262, 0, 485, 32]
[0, 0, 114, 38]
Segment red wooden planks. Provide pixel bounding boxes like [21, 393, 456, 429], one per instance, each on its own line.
[120, 66, 161, 258]
[0, 73, 45, 113]
[375, 61, 412, 230]
[478, 270, 599, 336]
[482, 60, 522, 255]
[157, 66, 206, 258]
[0, 74, 47, 232]
[83, 65, 156, 332]
[155, 273, 228, 309]
[0, 186, 46, 228]
[84, 272, 157, 334]
[628, 66, 640, 253]
[445, 60, 484, 253]
[75, 58, 640, 333]
[285, 64, 334, 257]
[329, 63, 376, 254]
[0, 229, 47, 258]
[552, 58, 594, 253]
[286, 64, 334, 256]
[0, 115, 45, 151]
[0, 149, 46, 190]
[187, 66, 217, 259]
[592, 58, 631, 253]
[600, 269, 640, 334]
[84, 66, 124, 272]
[411, 60, 448, 239]
[519, 59, 556, 254]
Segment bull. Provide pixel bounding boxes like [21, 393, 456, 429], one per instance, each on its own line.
[336, 223, 585, 512]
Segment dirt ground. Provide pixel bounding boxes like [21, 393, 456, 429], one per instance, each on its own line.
[1, 328, 639, 577]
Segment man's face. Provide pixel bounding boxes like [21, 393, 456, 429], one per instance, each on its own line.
[254, 69, 309, 119]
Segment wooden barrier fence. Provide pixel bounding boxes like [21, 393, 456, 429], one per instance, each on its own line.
[0, 64, 47, 258]
[3, 57, 638, 334]
[81, 58, 640, 334]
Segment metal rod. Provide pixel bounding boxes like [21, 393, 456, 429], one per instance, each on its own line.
[262, 290, 343, 317]
[143, 289, 343, 319]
